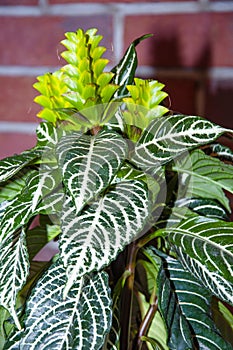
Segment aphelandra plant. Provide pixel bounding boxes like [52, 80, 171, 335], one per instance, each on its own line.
[0, 28, 233, 350]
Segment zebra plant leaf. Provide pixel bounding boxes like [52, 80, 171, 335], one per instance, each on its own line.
[176, 198, 229, 220]
[60, 179, 150, 296]
[157, 251, 232, 349]
[5, 260, 112, 350]
[0, 168, 60, 243]
[36, 122, 65, 148]
[0, 169, 33, 204]
[0, 228, 29, 330]
[111, 34, 152, 98]
[166, 216, 233, 305]
[157, 260, 195, 349]
[57, 130, 128, 213]
[174, 149, 233, 211]
[208, 143, 233, 162]
[0, 149, 41, 183]
[132, 115, 227, 173]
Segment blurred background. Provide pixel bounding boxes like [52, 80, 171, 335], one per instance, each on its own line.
[0, 0, 233, 159]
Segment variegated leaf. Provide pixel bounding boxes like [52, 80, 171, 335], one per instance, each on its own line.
[132, 115, 227, 173]
[0, 169, 59, 243]
[177, 251, 233, 307]
[0, 149, 41, 183]
[37, 190, 64, 217]
[57, 130, 128, 213]
[166, 216, 233, 305]
[111, 34, 152, 98]
[60, 179, 150, 295]
[36, 121, 67, 148]
[6, 260, 112, 350]
[0, 228, 29, 330]
[0, 169, 32, 205]
[173, 149, 233, 211]
[208, 143, 233, 162]
[159, 253, 232, 349]
[176, 198, 228, 220]
[157, 261, 194, 349]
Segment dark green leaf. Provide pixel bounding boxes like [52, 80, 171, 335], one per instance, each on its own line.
[111, 34, 152, 98]
[6, 260, 112, 350]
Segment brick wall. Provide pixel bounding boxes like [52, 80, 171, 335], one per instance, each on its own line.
[0, 0, 233, 158]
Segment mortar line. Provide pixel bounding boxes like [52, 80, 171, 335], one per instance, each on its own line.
[1, 2, 233, 16]
[0, 122, 38, 134]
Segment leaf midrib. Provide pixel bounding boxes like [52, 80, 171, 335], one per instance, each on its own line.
[169, 228, 233, 259]
[173, 165, 232, 193]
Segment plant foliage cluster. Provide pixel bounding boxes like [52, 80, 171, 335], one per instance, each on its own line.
[0, 28, 233, 349]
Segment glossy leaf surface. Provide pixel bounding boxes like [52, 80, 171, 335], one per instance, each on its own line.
[5, 261, 112, 350]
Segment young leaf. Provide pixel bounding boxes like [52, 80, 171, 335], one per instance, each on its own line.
[57, 130, 128, 213]
[60, 179, 150, 295]
[111, 34, 152, 98]
[5, 260, 112, 350]
[132, 115, 228, 173]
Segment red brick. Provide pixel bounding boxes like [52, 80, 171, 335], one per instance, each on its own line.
[124, 13, 233, 68]
[0, 16, 113, 66]
[0, 133, 37, 159]
[0, 77, 40, 122]
[205, 79, 233, 130]
[157, 77, 197, 116]
[0, 0, 38, 4]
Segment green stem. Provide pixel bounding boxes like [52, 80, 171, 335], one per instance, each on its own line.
[137, 228, 166, 249]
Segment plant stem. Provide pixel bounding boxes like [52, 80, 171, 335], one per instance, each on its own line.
[136, 294, 158, 350]
[120, 241, 139, 349]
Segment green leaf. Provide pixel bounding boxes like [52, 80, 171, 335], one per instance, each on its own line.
[0, 228, 29, 330]
[6, 261, 112, 350]
[166, 216, 233, 305]
[0, 149, 41, 183]
[0, 169, 33, 205]
[208, 143, 233, 162]
[26, 216, 52, 261]
[157, 260, 195, 349]
[132, 115, 227, 173]
[36, 122, 65, 148]
[111, 34, 152, 98]
[60, 179, 150, 296]
[212, 299, 233, 346]
[0, 168, 60, 243]
[0, 307, 13, 350]
[57, 130, 128, 213]
[159, 254, 232, 349]
[173, 149, 233, 211]
[140, 336, 165, 350]
[176, 198, 229, 220]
